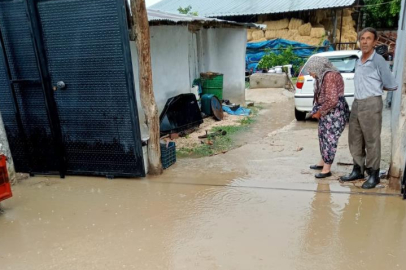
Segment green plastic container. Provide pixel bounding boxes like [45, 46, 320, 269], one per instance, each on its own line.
[201, 73, 223, 101]
[201, 94, 214, 116]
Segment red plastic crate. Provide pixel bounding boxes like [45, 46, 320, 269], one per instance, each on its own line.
[0, 155, 12, 202]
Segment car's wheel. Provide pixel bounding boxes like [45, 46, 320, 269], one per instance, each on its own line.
[295, 108, 307, 121]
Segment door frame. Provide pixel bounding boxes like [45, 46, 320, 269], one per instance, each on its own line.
[114, 0, 146, 178]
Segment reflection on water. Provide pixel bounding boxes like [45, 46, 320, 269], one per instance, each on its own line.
[298, 183, 406, 270]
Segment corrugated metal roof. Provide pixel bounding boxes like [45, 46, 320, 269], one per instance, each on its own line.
[150, 0, 357, 17]
[148, 9, 224, 22]
[147, 9, 263, 28]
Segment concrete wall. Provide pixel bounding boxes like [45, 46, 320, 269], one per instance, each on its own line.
[389, 0, 406, 186]
[0, 112, 16, 183]
[197, 28, 247, 105]
[250, 73, 287, 89]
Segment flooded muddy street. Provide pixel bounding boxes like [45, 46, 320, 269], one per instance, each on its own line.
[1, 89, 405, 270]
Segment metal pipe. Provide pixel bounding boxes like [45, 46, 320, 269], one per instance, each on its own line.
[339, 8, 344, 50]
[356, 0, 361, 34]
[332, 9, 338, 45]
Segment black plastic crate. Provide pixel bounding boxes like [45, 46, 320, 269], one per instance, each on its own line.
[161, 142, 176, 169]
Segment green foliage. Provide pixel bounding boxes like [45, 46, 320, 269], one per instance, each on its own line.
[239, 117, 255, 125]
[363, 0, 401, 28]
[245, 81, 250, 89]
[177, 5, 198, 16]
[257, 46, 305, 75]
[177, 125, 244, 157]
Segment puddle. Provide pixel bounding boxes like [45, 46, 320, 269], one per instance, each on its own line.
[1, 177, 405, 270]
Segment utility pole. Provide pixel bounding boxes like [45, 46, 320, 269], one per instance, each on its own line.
[130, 0, 163, 175]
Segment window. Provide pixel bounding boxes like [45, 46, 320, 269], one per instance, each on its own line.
[301, 55, 359, 76]
[328, 56, 358, 73]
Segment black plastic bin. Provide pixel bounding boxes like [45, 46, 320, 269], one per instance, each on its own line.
[160, 94, 203, 136]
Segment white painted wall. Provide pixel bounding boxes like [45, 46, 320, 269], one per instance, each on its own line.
[197, 28, 247, 105]
[130, 25, 191, 128]
[390, 0, 406, 182]
[131, 24, 248, 136]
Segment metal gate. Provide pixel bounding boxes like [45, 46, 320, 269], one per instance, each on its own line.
[0, 0, 145, 178]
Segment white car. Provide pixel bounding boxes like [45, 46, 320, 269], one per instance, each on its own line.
[294, 50, 362, 121]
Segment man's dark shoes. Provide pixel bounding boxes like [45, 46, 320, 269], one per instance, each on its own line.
[362, 169, 380, 189]
[340, 164, 364, 182]
[310, 165, 323, 170]
[315, 172, 332, 178]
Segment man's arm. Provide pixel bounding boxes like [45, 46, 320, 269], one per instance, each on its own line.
[378, 57, 398, 91]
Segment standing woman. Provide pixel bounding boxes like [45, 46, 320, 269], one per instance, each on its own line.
[308, 56, 350, 178]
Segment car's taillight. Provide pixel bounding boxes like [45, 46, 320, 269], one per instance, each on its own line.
[296, 76, 304, 89]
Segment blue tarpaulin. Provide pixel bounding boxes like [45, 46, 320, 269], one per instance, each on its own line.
[222, 106, 251, 116]
[246, 39, 334, 72]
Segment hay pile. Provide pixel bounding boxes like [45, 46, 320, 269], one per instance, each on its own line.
[252, 30, 265, 40]
[256, 38, 267, 42]
[247, 29, 253, 42]
[265, 30, 276, 39]
[276, 29, 289, 39]
[310, 27, 326, 38]
[298, 23, 312, 36]
[315, 10, 329, 23]
[265, 18, 290, 30]
[248, 9, 357, 46]
[249, 19, 324, 46]
[289, 18, 303, 30]
[317, 8, 357, 43]
[339, 9, 357, 43]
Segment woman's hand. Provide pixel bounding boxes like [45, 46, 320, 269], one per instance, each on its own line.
[312, 111, 321, 120]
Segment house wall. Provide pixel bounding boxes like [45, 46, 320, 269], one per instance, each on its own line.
[130, 25, 191, 130]
[389, 0, 406, 187]
[131, 24, 248, 137]
[197, 28, 247, 105]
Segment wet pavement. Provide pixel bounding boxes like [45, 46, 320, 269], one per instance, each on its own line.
[1, 88, 405, 269]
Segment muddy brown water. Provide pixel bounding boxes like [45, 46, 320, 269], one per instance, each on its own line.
[234, 101, 295, 145]
[1, 96, 405, 269]
[1, 177, 405, 270]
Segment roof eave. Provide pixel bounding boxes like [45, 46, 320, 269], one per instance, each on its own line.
[205, 5, 356, 18]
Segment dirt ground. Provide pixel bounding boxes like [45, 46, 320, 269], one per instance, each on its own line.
[172, 88, 294, 151]
[1, 88, 405, 270]
[171, 113, 244, 149]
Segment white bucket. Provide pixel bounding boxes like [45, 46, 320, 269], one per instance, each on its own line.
[191, 86, 199, 100]
[143, 145, 148, 174]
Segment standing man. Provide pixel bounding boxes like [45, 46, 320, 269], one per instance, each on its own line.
[340, 27, 398, 189]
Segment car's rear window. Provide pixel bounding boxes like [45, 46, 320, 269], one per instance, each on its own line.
[300, 55, 359, 75]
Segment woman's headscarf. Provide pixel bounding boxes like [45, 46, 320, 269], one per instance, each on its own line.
[305, 56, 339, 96]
